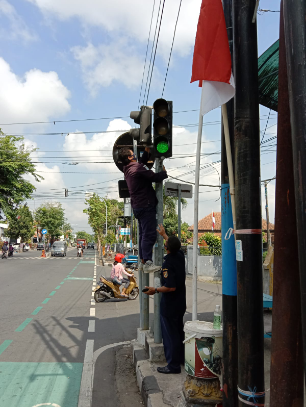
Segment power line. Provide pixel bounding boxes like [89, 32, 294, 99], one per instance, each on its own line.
[146, 0, 166, 104]
[138, 0, 156, 109]
[161, 0, 183, 97]
[143, 0, 163, 105]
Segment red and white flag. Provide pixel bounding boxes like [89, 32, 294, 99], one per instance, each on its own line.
[191, 0, 235, 115]
[212, 211, 215, 231]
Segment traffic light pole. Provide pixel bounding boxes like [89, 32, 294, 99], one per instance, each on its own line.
[154, 157, 163, 344]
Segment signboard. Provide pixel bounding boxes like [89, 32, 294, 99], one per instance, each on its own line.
[164, 182, 193, 198]
[236, 240, 243, 262]
[41, 229, 47, 235]
[124, 202, 131, 217]
[120, 228, 130, 236]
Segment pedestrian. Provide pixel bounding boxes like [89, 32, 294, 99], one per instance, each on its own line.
[119, 147, 168, 273]
[144, 224, 186, 374]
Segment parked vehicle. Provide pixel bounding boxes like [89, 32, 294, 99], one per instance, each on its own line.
[94, 274, 139, 302]
[13, 243, 20, 251]
[87, 242, 95, 249]
[51, 241, 67, 257]
[23, 244, 30, 251]
[122, 250, 138, 266]
[37, 243, 44, 250]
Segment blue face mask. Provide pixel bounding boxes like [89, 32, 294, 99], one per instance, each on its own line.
[129, 153, 136, 161]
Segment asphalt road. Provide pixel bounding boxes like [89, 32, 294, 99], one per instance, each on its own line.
[0, 248, 228, 407]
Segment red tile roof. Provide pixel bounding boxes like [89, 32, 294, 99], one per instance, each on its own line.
[189, 212, 274, 232]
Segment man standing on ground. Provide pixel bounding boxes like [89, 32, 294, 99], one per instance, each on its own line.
[144, 224, 186, 374]
[119, 147, 168, 273]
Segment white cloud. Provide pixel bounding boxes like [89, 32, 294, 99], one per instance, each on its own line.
[63, 118, 131, 169]
[71, 41, 145, 95]
[0, 58, 71, 133]
[0, 0, 37, 42]
[27, 0, 201, 57]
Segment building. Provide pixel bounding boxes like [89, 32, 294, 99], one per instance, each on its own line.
[189, 212, 274, 240]
[0, 223, 8, 241]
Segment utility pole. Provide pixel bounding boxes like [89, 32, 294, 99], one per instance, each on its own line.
[264, 181, 271, 247]
[221, 0, 238, 405]
[270, 4, 304, 405]
[153, 157, 163, 343]
[178, 184, 181, 240]
[233, 0, 265, 405]
[283, 0, 306, 376]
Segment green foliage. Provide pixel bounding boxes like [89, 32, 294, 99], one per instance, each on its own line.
[63, 222, 73, 240]
[263, 251, 268, 262]
[200, 233, 222, 256]
[76, 231, 91, 242]
[0, 132, 42, 214]
[106, 231, 116, 244]
[35, 203, 65, 240]
[181, 222, 193, 244]
[262, 232, 267, 243]
[83, 194, 123, 245]
[6, 204, 34, 242]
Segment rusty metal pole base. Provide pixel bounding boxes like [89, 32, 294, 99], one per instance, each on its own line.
[181, 375, 222, 406]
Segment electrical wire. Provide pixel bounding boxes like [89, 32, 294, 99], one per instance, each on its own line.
[146, 0, 166, 104]
[143, 0, 163, 105]
[260, 109, 271, 143]
[138, 0, 156, 109]
[161, 0, 183, 97]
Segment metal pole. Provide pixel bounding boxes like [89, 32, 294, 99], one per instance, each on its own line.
[233, 0, 265, 404]
[270, 4, 304, 404]
[283, 0, 306, 377]
[192, 112, 203, 321]
[178, 184, 182, 240]
[104, 200, 108, 236]
[264, 181, 271, 247]
[221, 0, 238, 402]
[154, 157, 163, 343]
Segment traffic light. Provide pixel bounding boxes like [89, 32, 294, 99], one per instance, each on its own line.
[129, 106, 152, 144]
[153, 98, 173, 158]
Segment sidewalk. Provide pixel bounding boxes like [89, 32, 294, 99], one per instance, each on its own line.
[133, 276, 272, 407]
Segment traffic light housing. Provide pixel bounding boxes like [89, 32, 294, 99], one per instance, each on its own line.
[129, 106, 152, 144]
[153, 99, 172, 158]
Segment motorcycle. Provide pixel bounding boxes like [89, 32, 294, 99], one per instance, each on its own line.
[94, 274, 139, 303]
[8, 250, 13, 257]
[1, 251, 7, 259]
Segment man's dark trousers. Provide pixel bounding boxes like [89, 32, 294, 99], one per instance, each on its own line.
[160, 314, 185, 372]
[133, 206, 156, 262]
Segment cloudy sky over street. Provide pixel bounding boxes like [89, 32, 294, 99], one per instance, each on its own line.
[0, 0, 279, 232]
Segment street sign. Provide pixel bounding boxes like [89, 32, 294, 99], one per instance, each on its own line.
[164, 182, 193, 198]
[41, 229, 47, 235]
[124, 202, 131, 217]
[120, 228, 130, 236]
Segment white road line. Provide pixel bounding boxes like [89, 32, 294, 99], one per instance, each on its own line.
[88, 320, 95, 333]
[78, 339, 94, 407]
[90, 308, 95, 317]
[93, 341, 131, 363]
[91, 299, 95, 305]
[92, 292, 94, 297]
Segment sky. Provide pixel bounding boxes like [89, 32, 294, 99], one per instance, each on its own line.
[0, 0, 280, 233]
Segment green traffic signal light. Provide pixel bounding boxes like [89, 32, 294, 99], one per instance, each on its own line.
[156, 140, 169, 154]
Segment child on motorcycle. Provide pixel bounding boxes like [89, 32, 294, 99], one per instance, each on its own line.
[110, 254, 134, 298]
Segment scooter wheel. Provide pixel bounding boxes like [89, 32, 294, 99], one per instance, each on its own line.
[128, 288, 139, 300]
[94, 290, 106, 303]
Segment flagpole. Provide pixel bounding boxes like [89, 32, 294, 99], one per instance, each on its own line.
[221, 104, 236, 229]
[192, 108, 203, 321]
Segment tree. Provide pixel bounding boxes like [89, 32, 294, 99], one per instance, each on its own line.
[35, 203, 65, 240]
[76, 231, 91, 242]
[83, 195, 123, 245]
[0, 133, 42, 216]
[6, 204, 34, 242]
[63, 222, 73, 240]
[199, 233, 222, 256]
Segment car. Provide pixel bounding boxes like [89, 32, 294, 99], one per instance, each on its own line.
[87, 242, 95, 249]
[51, 241, 67, 257]
[23, 244, 30, 251]
[13, 243, 20, 251]
[37, 243, 44, 250]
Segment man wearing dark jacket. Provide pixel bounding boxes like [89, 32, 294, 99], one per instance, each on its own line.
[119, 147, 168, 273]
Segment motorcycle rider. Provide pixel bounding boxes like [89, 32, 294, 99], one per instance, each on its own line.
[109, 254, 134, 298]
[2, 242, 8, 258]
[8, 244, 14, 257]
[77, 245, 83, 257]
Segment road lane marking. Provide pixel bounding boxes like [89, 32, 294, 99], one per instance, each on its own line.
[88, 320, 95, 333]
[55, 286, 61, 289]
[32, 404, 61, 407]
[91, 299, 95, 305]
[90, 308, 95, 317]
[67, 277, 93, 281]
[60, 282, 64, 285]
[32, 307, 43, 315]
[0, 340, 12, 356]
[78, 339, 94, 407]
[93, 341, 131, 363]
[15, 318, 33, 332]
[49, 291, 56, 296]
[42, 298, 50, 304]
